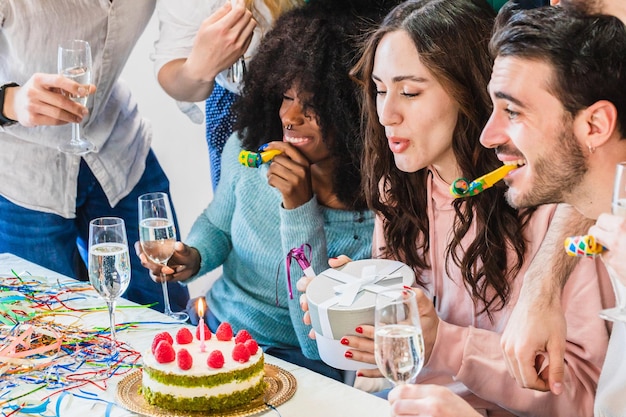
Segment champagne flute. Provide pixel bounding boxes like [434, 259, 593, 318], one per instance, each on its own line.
[374, 288, 425, 385]
[57, 39, 96, 155]
[88, 217, 131, 354]
[138, 192, 189, 323]
[599, 162, 626, 322]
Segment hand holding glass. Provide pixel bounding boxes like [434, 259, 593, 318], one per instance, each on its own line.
[599, 162, 626, 322]
[58, 39, 95, 154]
[374, 288, 425, 385]
[138, 192, 189, 323]
[88, 217, 131, 353]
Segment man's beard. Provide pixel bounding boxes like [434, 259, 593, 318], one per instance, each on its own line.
[506, 125, 587, 209]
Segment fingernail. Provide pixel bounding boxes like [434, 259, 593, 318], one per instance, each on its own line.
[403, 285, 412, 290]
[356, 371, 363, 377]
[258, 143, 268, 151]
[77, 87, 87, 96]
[175, 265, 187, 273]
[340, 337, 349, 346]
[355, 326, 363, 334]
[330, 257, 338, 260]
[344, 351, 353, 358]
[553, 382, 563, 395]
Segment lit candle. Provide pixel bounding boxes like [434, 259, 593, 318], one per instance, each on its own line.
[198, 299, 206, 352]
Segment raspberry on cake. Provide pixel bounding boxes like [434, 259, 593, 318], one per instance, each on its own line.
[142, 323, 266, 413]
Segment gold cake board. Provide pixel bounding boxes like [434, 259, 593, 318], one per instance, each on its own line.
[117, 364, 297, 417]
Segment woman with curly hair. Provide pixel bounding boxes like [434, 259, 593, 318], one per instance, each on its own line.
[138, 0, 400, 381]
[330, 0, 610, 414]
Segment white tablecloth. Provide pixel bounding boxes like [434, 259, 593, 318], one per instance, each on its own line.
[0, 253, 390, 417]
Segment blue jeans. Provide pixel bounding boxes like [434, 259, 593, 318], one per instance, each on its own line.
[0, 150, 189, 313]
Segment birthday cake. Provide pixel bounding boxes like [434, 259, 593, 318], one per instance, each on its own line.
[141, 322, 266, 413]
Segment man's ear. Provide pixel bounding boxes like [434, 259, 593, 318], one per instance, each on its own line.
[573, 100, 618, 151]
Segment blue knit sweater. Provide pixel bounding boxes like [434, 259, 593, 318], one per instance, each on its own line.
[185, 135, 374, 359]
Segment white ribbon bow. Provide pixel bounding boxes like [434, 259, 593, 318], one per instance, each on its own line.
[316, 261, 406, 338]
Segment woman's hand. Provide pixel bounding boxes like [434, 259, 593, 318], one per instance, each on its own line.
[9, 73, 95, 127]
[298, 255, 352, 339]
[389, 384, 482, 417]
[264, 141, 314, 209]
[135, 241, 201, 283]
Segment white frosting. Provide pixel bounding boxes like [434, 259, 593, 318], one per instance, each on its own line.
[142, 373, 264, 397]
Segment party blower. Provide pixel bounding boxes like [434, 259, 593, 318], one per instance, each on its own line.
[450, 164, 518, 198]
[238, 149, 282, 168]
[564, 235, 606, 257]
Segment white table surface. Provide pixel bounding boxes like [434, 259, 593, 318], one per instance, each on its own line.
[0, 253, 390, 417]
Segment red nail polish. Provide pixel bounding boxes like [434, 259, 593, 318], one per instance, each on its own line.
[340, 337, 349, 345]
[344, 351, 353, 358]
[403, 285, 412, 290]
[330, 257, 338, 260]
[356, 371, 363, 377]
[355, 326, 363, 334]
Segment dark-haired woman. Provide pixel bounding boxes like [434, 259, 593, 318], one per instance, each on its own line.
[139, 0, 400, 381]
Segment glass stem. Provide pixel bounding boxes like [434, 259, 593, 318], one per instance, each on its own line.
[161, 274, 174, 315]
[107, 299, 117, 344]
[72, 122, 81, 144]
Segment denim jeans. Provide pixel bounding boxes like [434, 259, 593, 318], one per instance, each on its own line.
[0, 150, 189, 313]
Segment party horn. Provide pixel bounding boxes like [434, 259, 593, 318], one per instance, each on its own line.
[450, 164, 518, 198]
[564, 235, 606, 257]
[238, 149, 282, 168]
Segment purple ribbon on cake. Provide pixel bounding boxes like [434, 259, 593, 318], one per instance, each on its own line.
[286, 244, 316, 299]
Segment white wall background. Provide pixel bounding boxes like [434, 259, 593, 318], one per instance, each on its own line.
[121, 14, 217, 298]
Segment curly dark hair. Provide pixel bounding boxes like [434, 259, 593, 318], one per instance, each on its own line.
[352, 0, 534, 317]
[233, 0, 403, 210]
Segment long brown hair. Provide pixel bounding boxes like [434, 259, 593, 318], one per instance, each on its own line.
[352, 0, 533, 316]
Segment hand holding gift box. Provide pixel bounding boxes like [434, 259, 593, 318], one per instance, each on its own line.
[306, 259, 415, 370]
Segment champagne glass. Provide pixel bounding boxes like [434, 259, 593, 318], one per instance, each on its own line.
[88, 217, 131, 354]
[599, 162, 626, 322]
[138, 192, 189, 323]
[374, 288, 425, 385]
[57, 39, 95, 155]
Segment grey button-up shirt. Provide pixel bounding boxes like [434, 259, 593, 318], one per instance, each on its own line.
[0, 0, 155, 218]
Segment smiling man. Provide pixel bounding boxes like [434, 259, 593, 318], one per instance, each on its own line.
[496, 0, 626, 404]
[481, 6, 626, 417]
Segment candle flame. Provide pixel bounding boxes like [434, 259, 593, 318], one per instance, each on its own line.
[197, 298, 205, 317]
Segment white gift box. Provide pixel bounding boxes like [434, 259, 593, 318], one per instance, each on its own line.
[306, 259, 415, 370]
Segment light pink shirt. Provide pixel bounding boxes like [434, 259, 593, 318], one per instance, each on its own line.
[373, 168, 614, 417]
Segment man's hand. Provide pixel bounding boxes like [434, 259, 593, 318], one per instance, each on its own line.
[501, 295, 566, 394]
[590, 213, 626, 287]
[500, 204, 586, 394]
[9, 73, 95, 127]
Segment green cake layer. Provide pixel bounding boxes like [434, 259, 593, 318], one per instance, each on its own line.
[142, 379, 267, 412]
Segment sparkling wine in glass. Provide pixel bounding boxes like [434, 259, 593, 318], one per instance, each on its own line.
[599, 162, 626, 322]
[374, 288, 425, 385]
[88, 217, 131, 354]
[138, 192, 189, 323]
[58, 39, 95, 155]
